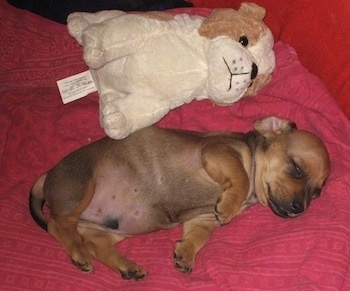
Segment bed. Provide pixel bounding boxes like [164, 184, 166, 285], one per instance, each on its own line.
[1, 0, 350, 289]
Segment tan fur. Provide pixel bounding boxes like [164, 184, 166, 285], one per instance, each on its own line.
[143, 11, 175, 21]
[198, 6, 266, 46]
[30, 117, 330, 280]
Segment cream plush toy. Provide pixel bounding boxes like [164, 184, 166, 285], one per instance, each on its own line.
[67, 2, 275, 139]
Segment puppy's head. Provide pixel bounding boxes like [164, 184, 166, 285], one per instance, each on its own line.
[253, 116, 330, 218]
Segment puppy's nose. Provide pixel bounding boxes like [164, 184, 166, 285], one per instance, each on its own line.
[291, 200, 304, 214]
[251, 63, 258, 80]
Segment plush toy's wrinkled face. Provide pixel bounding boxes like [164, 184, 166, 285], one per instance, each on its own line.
[199, 3, 275, 100]
[206, 36, 259, 104]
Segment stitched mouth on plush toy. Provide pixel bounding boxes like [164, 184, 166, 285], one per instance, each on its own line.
[223, 57, 250, 92]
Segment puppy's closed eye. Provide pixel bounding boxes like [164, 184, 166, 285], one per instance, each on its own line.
[291, 161, 304, 179]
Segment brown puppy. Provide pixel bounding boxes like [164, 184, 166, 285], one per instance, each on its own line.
[30, 116, 330, 280]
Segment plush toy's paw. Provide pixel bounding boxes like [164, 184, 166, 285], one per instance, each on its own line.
[82, 26, 106, 69]
[67, 14, 90, 45]
[103, 112, 132, 139]
[84, 46, 105, 69]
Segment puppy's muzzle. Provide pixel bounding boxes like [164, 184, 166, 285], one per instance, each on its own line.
[266, 184, 308, 218]
[268, 197, 306, 218]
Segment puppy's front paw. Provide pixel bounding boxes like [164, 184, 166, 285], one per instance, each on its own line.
[173, 240, 195, 273]
[214, 196, 239, 225]
[119, 262, 148, 280]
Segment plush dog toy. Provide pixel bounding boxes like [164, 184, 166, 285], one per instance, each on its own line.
[67, 2, 275, 139]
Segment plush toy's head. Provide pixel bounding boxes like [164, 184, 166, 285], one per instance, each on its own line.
[199, 3, 275, 99]
[67, 2, 275, 139]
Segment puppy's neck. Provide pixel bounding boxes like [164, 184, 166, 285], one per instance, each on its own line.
[237, 131, 260, 212]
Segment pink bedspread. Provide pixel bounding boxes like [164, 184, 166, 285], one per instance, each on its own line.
[1, 1, 350, 290]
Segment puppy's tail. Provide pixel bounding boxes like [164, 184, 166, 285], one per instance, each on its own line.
[29, 174, 48, 231]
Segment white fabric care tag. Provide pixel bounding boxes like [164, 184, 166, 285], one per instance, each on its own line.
[57, 70, 97, 104]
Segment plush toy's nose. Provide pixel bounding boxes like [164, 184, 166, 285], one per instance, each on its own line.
[251, 63, 258, 79]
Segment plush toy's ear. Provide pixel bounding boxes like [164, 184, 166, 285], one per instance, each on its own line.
[198, 8, 240, 40]
[238, 2, 266, 21]
[198, 5, 266, 43]
[200, 8, 238, 24]
[245, 73, 271, 96]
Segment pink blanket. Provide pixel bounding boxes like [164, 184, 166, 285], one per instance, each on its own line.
[1, 1, 350, 289]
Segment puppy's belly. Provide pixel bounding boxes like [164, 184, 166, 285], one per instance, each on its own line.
[81, 200, 179, 235]
[80, 189, 217, 236]
[80, 167, 220, 235]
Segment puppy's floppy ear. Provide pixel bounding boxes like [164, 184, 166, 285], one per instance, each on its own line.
[254, 116, 297, 137]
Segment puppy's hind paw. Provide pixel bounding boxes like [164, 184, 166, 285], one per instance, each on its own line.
[71, 257, 94, 273]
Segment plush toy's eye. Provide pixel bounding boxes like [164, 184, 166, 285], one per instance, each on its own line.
[239, 36, 249, 47]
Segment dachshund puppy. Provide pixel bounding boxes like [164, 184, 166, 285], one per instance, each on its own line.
[30, 116, 330, 280]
